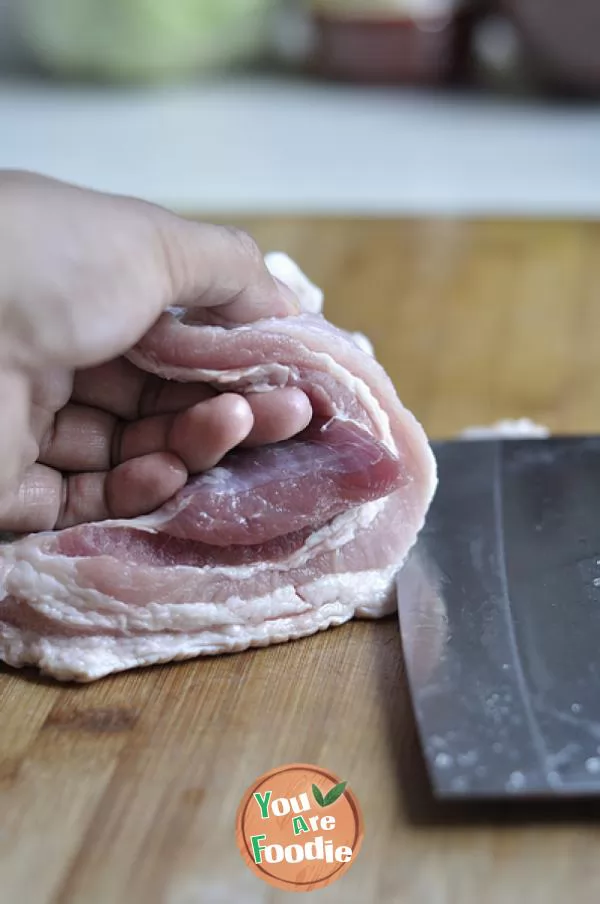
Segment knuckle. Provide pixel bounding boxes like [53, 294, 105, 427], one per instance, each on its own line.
[221, 226, 263, 267]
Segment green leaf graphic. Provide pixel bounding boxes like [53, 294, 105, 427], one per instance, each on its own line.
[323, 781, 347, 807]
[312, 783, 325, 807]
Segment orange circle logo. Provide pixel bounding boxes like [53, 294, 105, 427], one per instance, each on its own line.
[236, 763, 363, 892]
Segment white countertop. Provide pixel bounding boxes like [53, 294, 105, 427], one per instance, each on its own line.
[1, 75, 600, 215]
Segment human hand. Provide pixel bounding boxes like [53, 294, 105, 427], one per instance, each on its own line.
[0, 171, 312, 533]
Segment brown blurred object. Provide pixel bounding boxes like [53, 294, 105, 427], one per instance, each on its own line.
[503, 0, 600, 95]
[305, 0, 600, 96]
[465, 0, 600, 96]
[308, 0, 465, 85]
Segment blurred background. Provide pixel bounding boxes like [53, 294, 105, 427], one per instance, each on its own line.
[0, 0, 599, 214]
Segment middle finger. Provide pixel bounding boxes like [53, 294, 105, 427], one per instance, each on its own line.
[118, 387, 312, 471]
[39, 388, 312, 474]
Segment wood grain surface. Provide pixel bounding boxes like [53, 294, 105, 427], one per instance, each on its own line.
[3, 218, 600, 904]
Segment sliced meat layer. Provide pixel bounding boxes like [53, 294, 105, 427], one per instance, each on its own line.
[136, 417, 405, 547]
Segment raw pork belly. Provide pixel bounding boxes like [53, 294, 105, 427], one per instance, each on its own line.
[0, 256, 437, 681]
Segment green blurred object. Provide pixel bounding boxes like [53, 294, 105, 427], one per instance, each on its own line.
[17, 0, 276, 82]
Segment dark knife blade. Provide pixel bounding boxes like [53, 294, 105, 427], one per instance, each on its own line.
[397, 436, 600, 799]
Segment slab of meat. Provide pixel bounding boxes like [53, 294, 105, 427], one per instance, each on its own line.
[0, 255, 437, 681]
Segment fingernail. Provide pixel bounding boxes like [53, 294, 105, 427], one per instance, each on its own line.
[274, 277, 302, 315]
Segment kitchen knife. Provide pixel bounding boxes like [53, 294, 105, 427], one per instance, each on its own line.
[397, 436, 600, 799]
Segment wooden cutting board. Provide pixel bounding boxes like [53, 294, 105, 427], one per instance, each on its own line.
[3, 218, 600, 904]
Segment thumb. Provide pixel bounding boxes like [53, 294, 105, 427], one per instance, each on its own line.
[153, 213, 301, 324]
